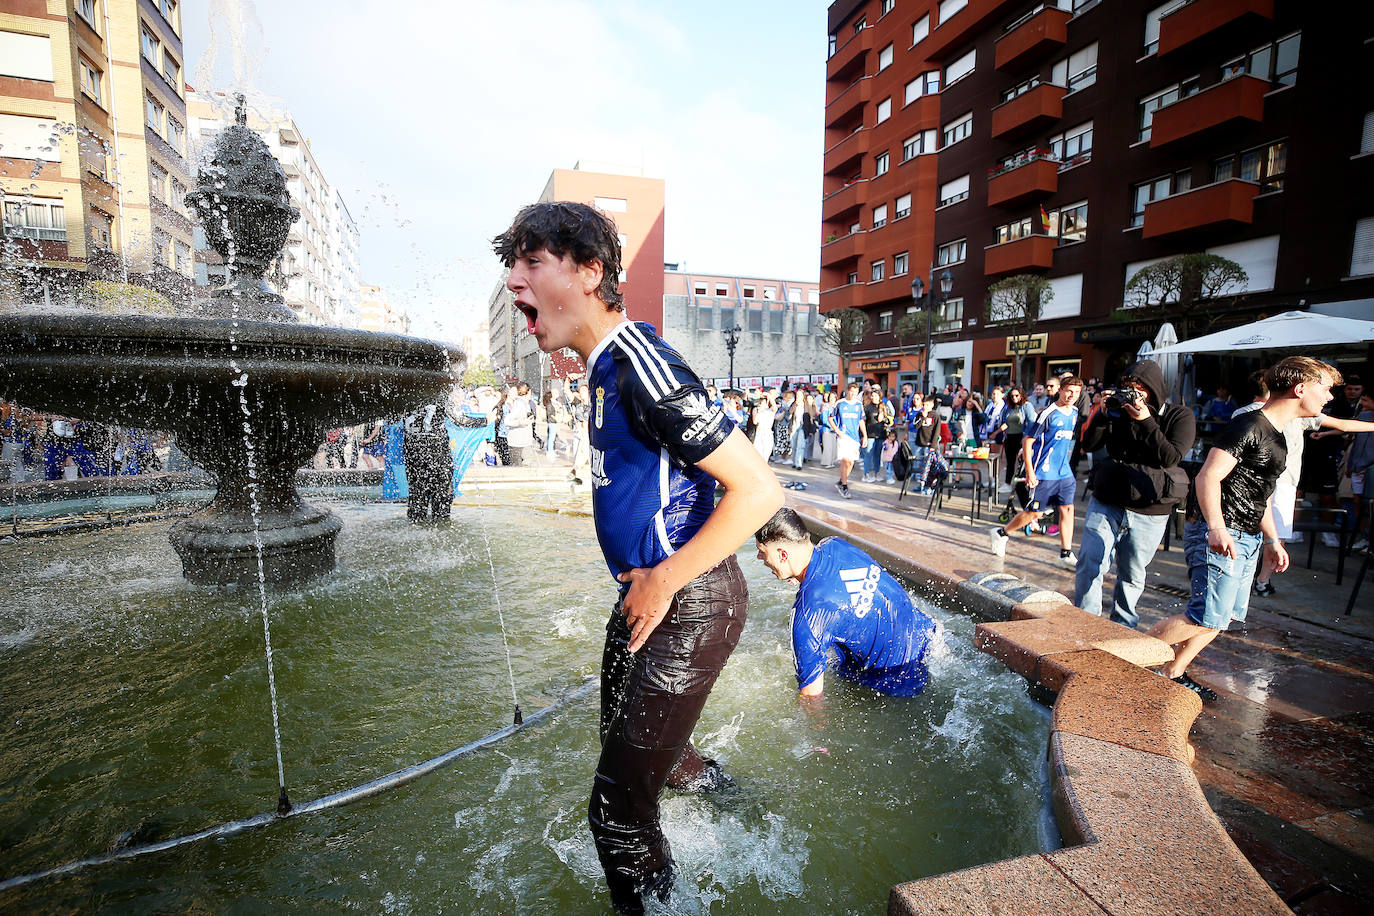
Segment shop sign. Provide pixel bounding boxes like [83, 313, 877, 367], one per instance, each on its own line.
[859, 359, 900, 371]
[1005, 333, 1047, 356]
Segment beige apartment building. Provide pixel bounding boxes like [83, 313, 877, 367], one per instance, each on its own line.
[187, 88, 362, 326]
[1, 0, 194, 303]
[357, 282, 407, 334]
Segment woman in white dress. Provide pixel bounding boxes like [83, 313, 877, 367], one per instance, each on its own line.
[752, 389, 777, 462]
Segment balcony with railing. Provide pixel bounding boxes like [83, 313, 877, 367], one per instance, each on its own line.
[1148, 73, 1267, 148]
[824, 125, 869, 173]
[3, 225, 68, 242]
[987, 152, 1059, 207]
[819, 281, 861, 313]
[826, 25, 871, 81]
[825, 76, 872, 128]
[1141, 178, 1260, 239]
[822, 179, 868, 222]
[995, 5, 1071, 70]
[984, 234, 1055, 276]
[820, 230, 866, 268]
[990, 82, 1065, 139]
[1158, 0, 1274, 56]
[921, 0, 1017, 62]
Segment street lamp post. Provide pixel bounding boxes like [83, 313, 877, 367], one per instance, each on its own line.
[910, 267, 954, 396]
[723, 324, 743, 391]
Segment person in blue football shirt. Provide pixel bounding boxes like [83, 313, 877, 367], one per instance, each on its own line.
[832, 382, 867, 499]
[494, 202, 783, 916]
[754, 507, 939, 697]
[989, 376, 1083, 568]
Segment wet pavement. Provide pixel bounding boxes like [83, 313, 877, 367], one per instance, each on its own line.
[775, 460, 1373, 914]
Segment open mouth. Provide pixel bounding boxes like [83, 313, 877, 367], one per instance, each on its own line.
[515, 302, 538, 335]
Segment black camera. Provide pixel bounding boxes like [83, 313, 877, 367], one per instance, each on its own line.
[1104, 387, 1144, 410]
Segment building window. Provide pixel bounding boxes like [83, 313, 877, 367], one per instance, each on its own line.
[152, 227, 171, 266]
[876, 97, 892, 123]
[871, 260, 886, 282]
[905, 71, 942, 105]
[939, 175, 969, 206]
[902, 129, 936, 160]
[881, 0, 895, 15]
[743, 285, 756, 298]
[895, 193, 911, 220]
[2, 198, 66, 240]
[939, 0, 969, 24]
[140, 22, 160, 62]
[1352, 216, 1374, 277]
[593, 196, 627, 212]
[170, 178, 186, 209]
[720, 304, 735, 328]
[937, 238, 967, 265]
[715, 283, 729, 296]
[159, 0, 178, 27]
[994, 217, 1032, 245]
[1214, 140, 1287, 192]
[942, 112, 973, 147]
[694, 282, 707, 296]
[878, 310, 894, 332]
[697, 304, 715, 330]
[1048, 121, 1093, 166]
[847, 271, 860, 284]
[1049, 200, 1088, 243]
[174, 239, 191, 271]
[763, 286, 776, 299]
[1143, 1, 1185, 55]
[148, 160, 168, 199]
[945, 49, 975, 85]
[76, 0, 97, 26]
[796, 305, 812, 335]
[1051, 42, 1098, 92]
[879, 43, 894, 71]
[1001, 76, 1042, 103]
[1137, 84, 1182, 143]
[145, 92, 165, 133]
[854, 16, 867, 34]
[748, 303, 763, 332]
[912, 15, 929, 46]
[940, 297, 964, 330]
[162, 54, 180, 89]
[874, 150, 889, 176]
[893, 251, 909, 276]
[166, 116, 184, 153]
[1130, 170, 1192, 226]
[1222, 32, 1301, 88]
[78, 59, 103, 105]
[872, 203, 888, 229]
[769, 301, 786, 333]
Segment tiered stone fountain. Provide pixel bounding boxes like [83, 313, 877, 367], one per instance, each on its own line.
[0, 97, 457, 585]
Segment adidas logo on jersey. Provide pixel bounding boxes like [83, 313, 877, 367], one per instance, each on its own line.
[838, 564, 881, 618]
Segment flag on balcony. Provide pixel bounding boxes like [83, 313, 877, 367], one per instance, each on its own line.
[1039, 205, 1051, 233]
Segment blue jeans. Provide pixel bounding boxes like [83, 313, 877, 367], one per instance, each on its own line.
[882, 460, 895, 483]
[1182, 519, 1261, 630]
[1073, 496, 1172, 629]
[791, 425, 807, 469]
[863, 438, 881, 476]
[545, 422, 558, 457]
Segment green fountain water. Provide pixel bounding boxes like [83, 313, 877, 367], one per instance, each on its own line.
[0, 501, 1052, 913]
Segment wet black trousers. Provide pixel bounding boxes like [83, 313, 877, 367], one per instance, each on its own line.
[590, 555, 748, 913]
[402, 435, 452, 522]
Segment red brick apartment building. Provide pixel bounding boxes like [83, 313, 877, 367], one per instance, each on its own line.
[821, 0, 1374, 395]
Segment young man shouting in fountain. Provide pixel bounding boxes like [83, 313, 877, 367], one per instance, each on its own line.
[755, 507, 940, 698]
[1147, 357, 1338, 701]
[494, 202, 783, 915]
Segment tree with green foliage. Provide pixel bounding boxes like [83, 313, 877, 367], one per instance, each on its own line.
[819, 307, 870, 381]
[986, 274, 1053, 386]
[461, 354, 497, 388]
[77, 280, 175, 315]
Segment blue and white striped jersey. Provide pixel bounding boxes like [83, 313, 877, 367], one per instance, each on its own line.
[585, 321, 736, 586]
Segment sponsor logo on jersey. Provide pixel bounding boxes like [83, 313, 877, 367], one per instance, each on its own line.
[595, 386, 605, 429]
[838, 564, 882, 618]
[590, 446, 610, 488]
[678, 391, 724, 443]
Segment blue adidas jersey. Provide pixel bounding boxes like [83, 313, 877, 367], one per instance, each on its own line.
[1025, 404, 1077, 480]
[792, 538, 938, 697]
[834, 399, 864, 438]
[586, 321, 735, 586]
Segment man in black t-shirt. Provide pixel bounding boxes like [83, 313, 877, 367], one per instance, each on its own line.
[1147, 357, 1341, 701]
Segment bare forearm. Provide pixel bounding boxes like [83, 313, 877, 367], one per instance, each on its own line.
[1196, 466, 1227, 529]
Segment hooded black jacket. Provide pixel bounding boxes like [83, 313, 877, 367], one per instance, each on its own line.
[1081, 359, 1196, 515]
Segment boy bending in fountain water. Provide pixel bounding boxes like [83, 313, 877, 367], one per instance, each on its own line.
[754, 507, 940, 698]
[493, 202, 783, 915]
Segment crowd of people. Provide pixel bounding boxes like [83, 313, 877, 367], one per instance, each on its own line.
[0, 405, 187, 482]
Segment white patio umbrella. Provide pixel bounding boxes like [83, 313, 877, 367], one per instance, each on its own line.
[1151, 311, 1374, 355]
[1136, 339, 1154, 361]
[1152, 321, 1181, 402]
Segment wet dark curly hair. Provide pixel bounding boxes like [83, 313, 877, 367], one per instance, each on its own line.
[492, 201, 624, 310]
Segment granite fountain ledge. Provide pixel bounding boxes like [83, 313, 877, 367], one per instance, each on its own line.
[792, 506, 1291, 916]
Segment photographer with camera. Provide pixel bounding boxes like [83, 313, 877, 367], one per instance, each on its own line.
[1073, 359, 1196, 629]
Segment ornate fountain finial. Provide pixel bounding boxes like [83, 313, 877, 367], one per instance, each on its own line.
[234, 93, 247, 126]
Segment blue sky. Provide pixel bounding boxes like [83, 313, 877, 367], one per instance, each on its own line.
[185, 0, 833, 340]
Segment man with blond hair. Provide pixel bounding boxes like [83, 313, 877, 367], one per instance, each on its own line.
[1148, 356, 1340, 700]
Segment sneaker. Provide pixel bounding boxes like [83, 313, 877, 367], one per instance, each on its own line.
[834, 481, 845, 497]
[1058, 550, 1077, 569]
[1351, 537, 1369, 552]
[1172, 672, 1219, 702]
[840, 483, 852, 500]
[1322, 532, 1342, 548]
[1252, 580, 1276, 597]
[1047, 524, 1061, 537]
[989, 526, 1009, 557]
